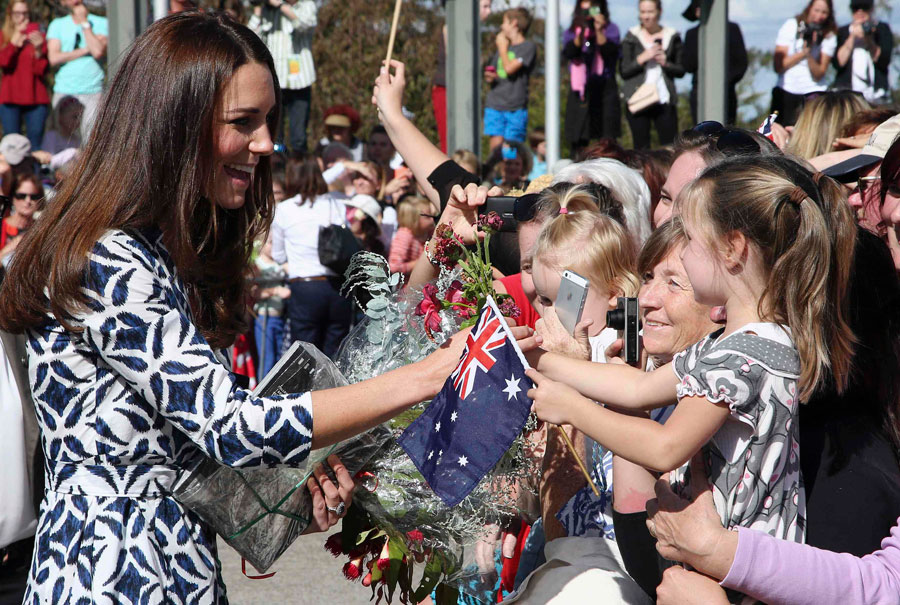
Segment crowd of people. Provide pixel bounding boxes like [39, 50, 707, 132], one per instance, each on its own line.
[1, 1, 900, 605]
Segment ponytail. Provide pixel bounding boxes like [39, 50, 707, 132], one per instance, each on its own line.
[680, 156, 856, 401]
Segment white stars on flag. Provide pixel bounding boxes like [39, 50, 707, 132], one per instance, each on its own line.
[435, 422, 441, 432]
[458, 455, 468, 467]
[503, 375, 522, 401]
[450, 411, 458, 422]
[428, 451, 434, 460]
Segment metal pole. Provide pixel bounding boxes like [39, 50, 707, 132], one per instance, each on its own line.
[153, 0, 169, 21]
[698, 0, 728, 123]
[107, 0, 140, 79]
[446, 0, 481, 159]
[545, 0, 560, 165]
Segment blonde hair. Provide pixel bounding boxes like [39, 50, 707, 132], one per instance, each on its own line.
[451, 149, 480, 176]
[397, 195, 432, 230]
[785, 92, 871, 159]
[533, 187, 640, 300]
[2, 1, 28, 44]
[678, 156, 856, 401]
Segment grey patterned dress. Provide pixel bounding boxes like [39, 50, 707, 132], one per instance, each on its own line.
[671, 323, 805, 545]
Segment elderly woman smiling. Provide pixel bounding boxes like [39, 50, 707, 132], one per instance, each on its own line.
[609, 219, 717, 599]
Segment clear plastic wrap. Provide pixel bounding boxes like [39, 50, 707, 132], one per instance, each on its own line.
[175, 343, 392, 573]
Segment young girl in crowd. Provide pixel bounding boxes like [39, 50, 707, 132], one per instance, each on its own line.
[527, 156, 857, 564]
[389, 195, 435, 280]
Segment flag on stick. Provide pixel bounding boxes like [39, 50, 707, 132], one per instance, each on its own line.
[399, 296, 534, 507]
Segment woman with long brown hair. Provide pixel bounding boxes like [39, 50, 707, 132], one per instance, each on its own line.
[0, 12, 478, 603]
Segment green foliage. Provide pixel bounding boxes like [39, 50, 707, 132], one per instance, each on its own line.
[312, 0, 441, 145]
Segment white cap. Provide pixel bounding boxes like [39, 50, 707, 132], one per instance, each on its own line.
[345, 194, 382, 224]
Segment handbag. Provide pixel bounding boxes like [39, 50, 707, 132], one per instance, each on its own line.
[627, 81, 660, 114]
[317, 197, 361, 277]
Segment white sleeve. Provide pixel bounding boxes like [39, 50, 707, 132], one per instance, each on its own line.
[271, 207, 288, 264]
[322, 161, 347, 185]
[775, 19, 795, 48]
[821, 32, 837, 57]
[289, 0, 317, 32]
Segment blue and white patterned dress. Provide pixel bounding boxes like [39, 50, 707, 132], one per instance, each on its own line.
[23, 229, 315, 604]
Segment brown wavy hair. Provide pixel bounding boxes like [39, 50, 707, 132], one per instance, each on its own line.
[0, 11, 281, 349]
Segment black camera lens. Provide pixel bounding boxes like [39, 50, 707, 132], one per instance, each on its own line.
[606, 308, 625, 330]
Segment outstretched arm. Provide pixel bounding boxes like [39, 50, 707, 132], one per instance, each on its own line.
[528, 349, 679, 411]
[527, 367, 728, 472]
[372, 60, 446, 207]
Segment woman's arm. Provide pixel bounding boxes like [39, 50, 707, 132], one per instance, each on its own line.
[527, 368, 729, 472]
[373, 61, 446, 207]
[662, 33, 686, 78]
[619, 35, 645, 79]
[807, 42, 831, 80]
[648, 460, 900, 605]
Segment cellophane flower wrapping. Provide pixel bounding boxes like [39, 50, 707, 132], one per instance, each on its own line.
[175, 342, 392, 573]
[332, 253, 539, 602]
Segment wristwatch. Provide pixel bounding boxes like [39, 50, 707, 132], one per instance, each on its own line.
[80, 21, 92, 31]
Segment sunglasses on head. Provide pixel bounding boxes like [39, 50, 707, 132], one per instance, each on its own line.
[512, 193, 543, 223]
[692, 121, 760, 155]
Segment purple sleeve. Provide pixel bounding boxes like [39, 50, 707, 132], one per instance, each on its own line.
[606, 22, 620, 46]
[723, 522, 900, 605]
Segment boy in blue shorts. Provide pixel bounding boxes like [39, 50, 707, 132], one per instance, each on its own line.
[484, 8, 537, 155]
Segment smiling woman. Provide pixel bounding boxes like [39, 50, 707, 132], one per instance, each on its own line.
[0, 11, 482, 604]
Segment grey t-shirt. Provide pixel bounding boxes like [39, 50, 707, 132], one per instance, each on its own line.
[485, 40, 537, 112]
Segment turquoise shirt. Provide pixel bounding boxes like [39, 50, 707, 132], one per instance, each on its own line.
[46, 14, 108, 95]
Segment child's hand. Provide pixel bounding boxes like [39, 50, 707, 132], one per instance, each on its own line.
[525, 368, 587, 426]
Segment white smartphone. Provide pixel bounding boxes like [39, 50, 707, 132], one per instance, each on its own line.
[555, 270, 590, 335]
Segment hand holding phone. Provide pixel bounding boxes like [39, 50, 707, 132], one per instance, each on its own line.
[555, 270, 590, 335]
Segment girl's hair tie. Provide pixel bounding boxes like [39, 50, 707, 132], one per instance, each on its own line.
[559, 208, 569, 214]
[789, 186, 809, 205]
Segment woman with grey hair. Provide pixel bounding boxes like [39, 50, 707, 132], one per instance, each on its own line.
[551, 158, 652, 250]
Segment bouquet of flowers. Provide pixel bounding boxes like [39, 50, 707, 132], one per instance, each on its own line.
[176, 213, 537, 602]
[326, 213, 538, 604]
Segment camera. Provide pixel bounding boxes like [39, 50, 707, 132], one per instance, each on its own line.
[860, 20, 876, 36]
[606, 297, 641, 365]
[798, 21, 823, 45]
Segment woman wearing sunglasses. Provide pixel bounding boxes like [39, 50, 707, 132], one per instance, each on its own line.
[0, 172, 42, 265]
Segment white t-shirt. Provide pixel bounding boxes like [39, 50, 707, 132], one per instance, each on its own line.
[775, 18, 837, 94]
[270, 192, 347, 279]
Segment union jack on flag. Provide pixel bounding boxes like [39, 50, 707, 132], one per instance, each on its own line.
[398, 296, 533, 507]
[758, 112, 778, 142]
[450, 310, 506, 399]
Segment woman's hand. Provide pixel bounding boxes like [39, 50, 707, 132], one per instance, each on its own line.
[384, 175, 411, 198]
[534, 307, 592, 360]
[372, 60, 406, 124]
[604, 338, 627, 365]
[303, 454, 356, 534]
[27, 30, 44, 48]
[657, 567, 730, 605]
[645, 455, 735, 579]
[637, 46, 657, 65]
[526, 368, 588, 426]
[438, 182, 504, 246]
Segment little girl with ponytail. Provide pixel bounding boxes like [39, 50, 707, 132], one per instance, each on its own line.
[526, 156, 857, 572]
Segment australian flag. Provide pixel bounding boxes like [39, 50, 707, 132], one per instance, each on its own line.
[398, 296, 533, 507]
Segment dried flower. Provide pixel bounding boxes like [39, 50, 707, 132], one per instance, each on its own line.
[415, 284, 443, 337]
[430, 224, 465, 270]
[324, 532, 343, 557]
[476, 211, 504, 232]
[498, 295, 521, 320]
